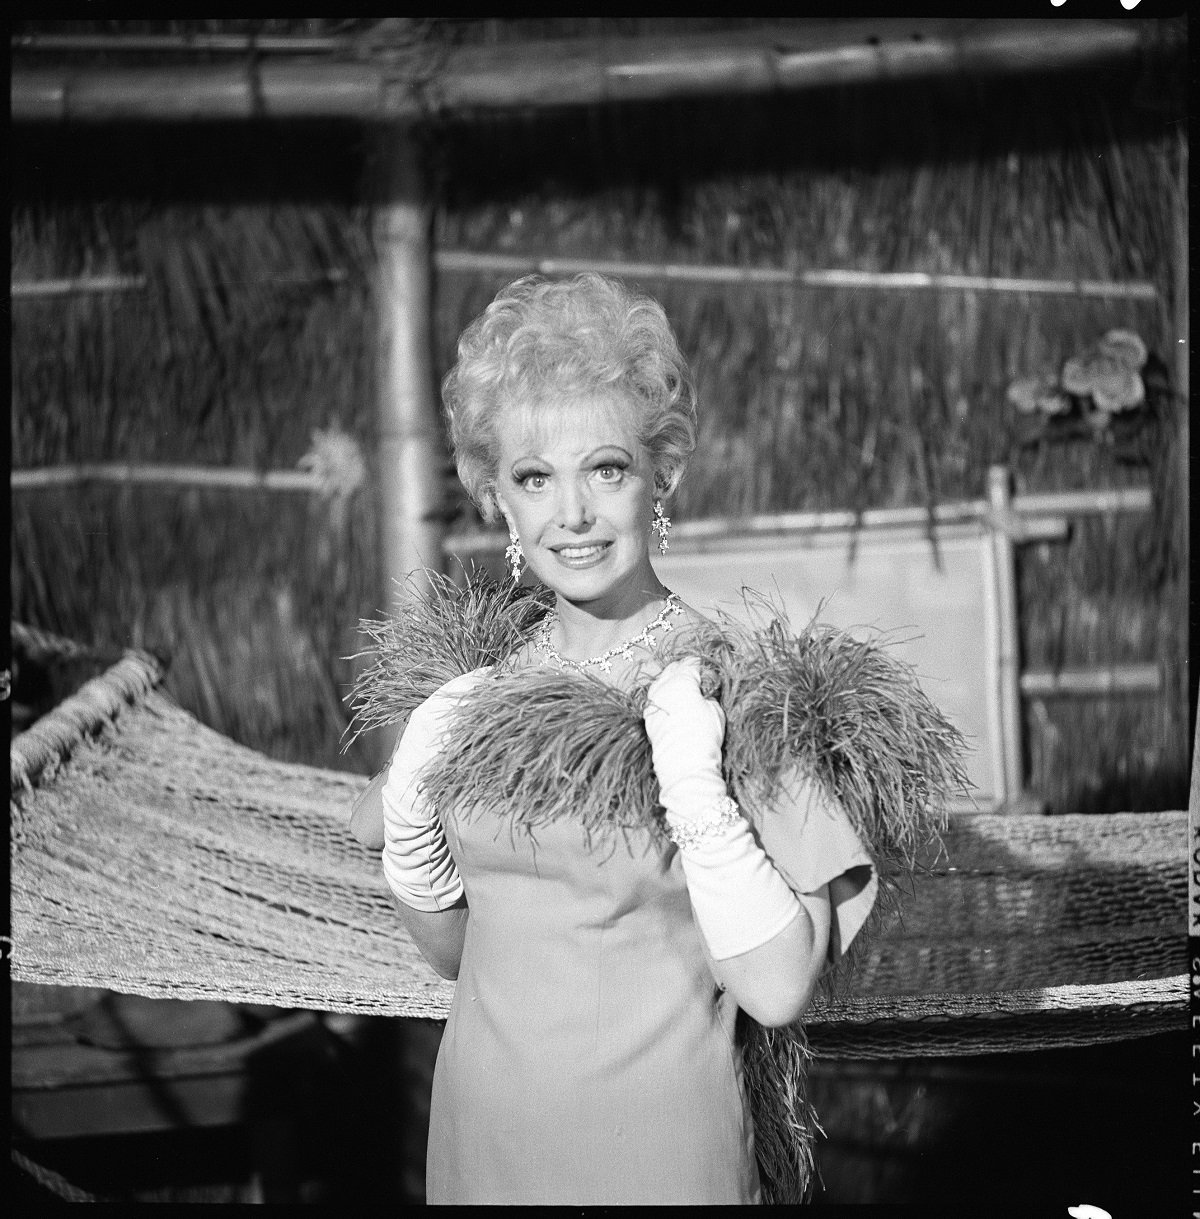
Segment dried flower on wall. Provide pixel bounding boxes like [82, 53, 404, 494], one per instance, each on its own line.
[1007, 328, 1152, 449]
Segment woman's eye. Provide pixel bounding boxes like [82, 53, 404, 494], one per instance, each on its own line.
[520, 472, 547, 491]
[595, 464, 624, 482]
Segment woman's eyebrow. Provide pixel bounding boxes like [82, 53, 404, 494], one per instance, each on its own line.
[584, 446, 634, 462]
[508, 448, 552, 466]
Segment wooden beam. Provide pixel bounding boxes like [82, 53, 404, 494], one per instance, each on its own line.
[11, 19, 1153, 123]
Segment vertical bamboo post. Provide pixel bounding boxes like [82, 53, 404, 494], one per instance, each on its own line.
[372, 124, 445, 605]
[987, 465, 1024, 808]
[1172, 133, 1191, 746]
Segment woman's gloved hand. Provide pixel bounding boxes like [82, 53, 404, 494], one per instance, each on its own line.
[381, 677, 478, 913]
[644, 657, 803, 964]
[643, 658, 729, 821]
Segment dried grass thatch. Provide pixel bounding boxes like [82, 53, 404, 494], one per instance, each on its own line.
[10, 36, 1187, 810]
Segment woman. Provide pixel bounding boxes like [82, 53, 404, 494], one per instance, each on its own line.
[349, 273, 950, 1204]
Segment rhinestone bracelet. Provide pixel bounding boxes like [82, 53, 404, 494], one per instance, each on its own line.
[662, 795, 743, 850]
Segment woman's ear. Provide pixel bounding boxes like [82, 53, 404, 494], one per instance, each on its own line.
[478, 483, 507, 530]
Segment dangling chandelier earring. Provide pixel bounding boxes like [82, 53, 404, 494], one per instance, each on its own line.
[504, 534, 525, 585]
[651, 500, 671, 556]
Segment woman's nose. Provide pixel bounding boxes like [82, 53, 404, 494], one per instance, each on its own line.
[555, 479, 594, 530]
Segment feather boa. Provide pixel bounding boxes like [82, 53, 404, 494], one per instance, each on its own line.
[348, 570, 968, 1202]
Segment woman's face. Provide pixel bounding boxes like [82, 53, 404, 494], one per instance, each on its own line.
[493, 391, 660, 607]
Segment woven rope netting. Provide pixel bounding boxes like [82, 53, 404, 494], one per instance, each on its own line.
[10, 629, 1185, 1056]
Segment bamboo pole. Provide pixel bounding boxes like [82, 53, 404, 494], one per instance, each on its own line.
[443, 482, 1151, 557]
[11, 20, 1152, 123]
[1010, 486, 1153, 517]
[11, 270, 346, 300]
[1019, 665, 1161, 698]
[987, 466, 1024, 808]
[12, 274, 147, 299]
[434, 251, 1159, 301]
[1172, 132, 1190, 748]
[372, 125, 445, 601]
[12, 64, 382, 122]
[10, 465, 322, 492]
[11, 260, 1157, 302]
[12, 33, 349, 55]
[12, 461, 1147, 519]
[1174, 133, 1189, 507]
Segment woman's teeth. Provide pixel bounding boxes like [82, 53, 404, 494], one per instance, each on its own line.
[554, 543, 610, 564]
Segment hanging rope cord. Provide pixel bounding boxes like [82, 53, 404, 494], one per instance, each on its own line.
[9, 623, 1186, 1053]
[10, 623, 162, 796]
[12, 1147, 104, 1203]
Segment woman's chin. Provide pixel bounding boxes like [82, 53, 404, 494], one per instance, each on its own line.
[539, 572, 613, 603]
[533, 553, 633, 602]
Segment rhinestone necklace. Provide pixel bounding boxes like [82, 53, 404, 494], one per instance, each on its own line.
[535, 592, 683, 674]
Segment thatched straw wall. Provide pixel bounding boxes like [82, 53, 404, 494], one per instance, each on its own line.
[10, 26, 1188, 813]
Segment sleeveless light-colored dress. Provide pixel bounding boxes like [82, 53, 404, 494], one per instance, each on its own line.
[384, 670, 878, 1206]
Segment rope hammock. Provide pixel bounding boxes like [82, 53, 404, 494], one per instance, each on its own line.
[10, 624, 1185, 1059]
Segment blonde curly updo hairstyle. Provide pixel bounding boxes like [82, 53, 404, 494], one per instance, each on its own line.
[442, 273, 698, 522]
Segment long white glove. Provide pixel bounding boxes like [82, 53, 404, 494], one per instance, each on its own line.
[380, 679, 473, 913]
[644, 659, 803, 961]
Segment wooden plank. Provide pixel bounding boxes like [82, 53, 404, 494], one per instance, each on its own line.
[13, 1072, 248, 1138]
[12, 1011, 316, 1089]
[11, 1009, 322, 1139]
